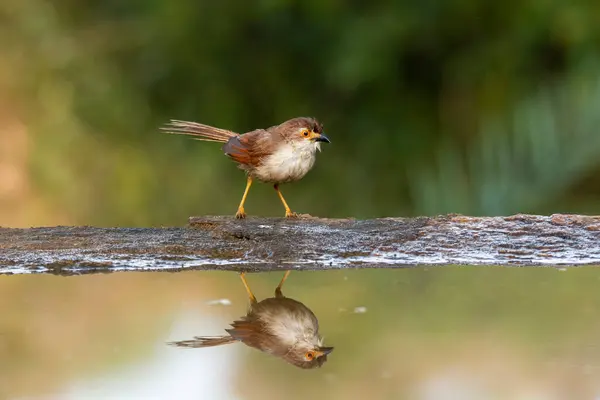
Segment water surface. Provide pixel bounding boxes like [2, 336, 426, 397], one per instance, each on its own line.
[2, 267, 600, 399]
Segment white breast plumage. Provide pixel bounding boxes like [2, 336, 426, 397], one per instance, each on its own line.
[258, 304, 321, 348]
[253, 142, 319, 183]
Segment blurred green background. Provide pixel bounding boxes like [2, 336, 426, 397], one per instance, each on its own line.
[2, 0, 600, 228]
[2, 2, 600, 399]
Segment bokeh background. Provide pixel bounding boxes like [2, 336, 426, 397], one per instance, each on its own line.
[2, 1, 600, 399]
[2, 0, 600, 227]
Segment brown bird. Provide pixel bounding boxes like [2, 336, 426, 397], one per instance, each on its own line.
[169, 271, 334, 369]
[161, 117, 330, 218]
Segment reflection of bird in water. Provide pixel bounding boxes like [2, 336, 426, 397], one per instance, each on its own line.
[169, 271, 333, 369]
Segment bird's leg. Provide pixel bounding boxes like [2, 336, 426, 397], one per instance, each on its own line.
[239, 272, 257, 304]
[275, 271, 291, 298]
[235, 176, 253, 219]
[274, 184, 297, 218]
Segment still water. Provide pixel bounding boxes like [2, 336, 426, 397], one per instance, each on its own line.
[2, 267, 600, 399]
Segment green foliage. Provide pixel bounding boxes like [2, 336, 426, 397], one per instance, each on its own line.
[2, 0, 600, 223]
[410, 70, 600, 215]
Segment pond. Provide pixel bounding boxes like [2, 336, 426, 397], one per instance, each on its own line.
[2, 267, 600, 399]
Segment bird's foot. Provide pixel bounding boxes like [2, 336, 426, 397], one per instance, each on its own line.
[235, 208, 247, 219]
[285, 210, 299, 218]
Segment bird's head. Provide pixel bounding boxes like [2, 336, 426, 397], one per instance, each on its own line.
[283, 341, 334, 369]
[278, 117, 330, 151]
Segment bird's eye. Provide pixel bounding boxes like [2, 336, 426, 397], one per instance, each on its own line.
[305, 351, 315, 360]
[302, 130, 310, 137]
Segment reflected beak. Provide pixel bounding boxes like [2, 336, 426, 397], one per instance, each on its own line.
[314, 133, 331, 143]
[316, 346, 334, 356]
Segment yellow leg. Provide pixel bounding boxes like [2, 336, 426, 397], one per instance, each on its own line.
[235, 176, 252, 219]
[239, 272, 257, 304]
[275, 271, 291, 298]
[274, 184, 297, 218]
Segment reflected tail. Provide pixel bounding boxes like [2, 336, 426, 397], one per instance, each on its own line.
[168, 336, 237, 348]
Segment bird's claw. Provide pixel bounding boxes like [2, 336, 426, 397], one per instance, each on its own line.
[235, 209, 247, 219]
[285, 211, 299, 218]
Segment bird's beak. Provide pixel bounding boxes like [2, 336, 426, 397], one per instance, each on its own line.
[314, 133, 331, 143]
[315, 346, 334, 357]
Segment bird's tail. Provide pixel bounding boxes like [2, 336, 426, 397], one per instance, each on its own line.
[168, 336, 237, 348]
[161, 120, 238, 143]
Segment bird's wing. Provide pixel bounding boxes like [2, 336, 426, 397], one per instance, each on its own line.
[222, 129, 281, 167]
[225, 317, 274, 351]
[226, 318, 262, 340]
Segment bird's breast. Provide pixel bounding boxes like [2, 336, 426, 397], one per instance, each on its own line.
[256, 304, 320, 348]
[253, 143, 317, 183]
